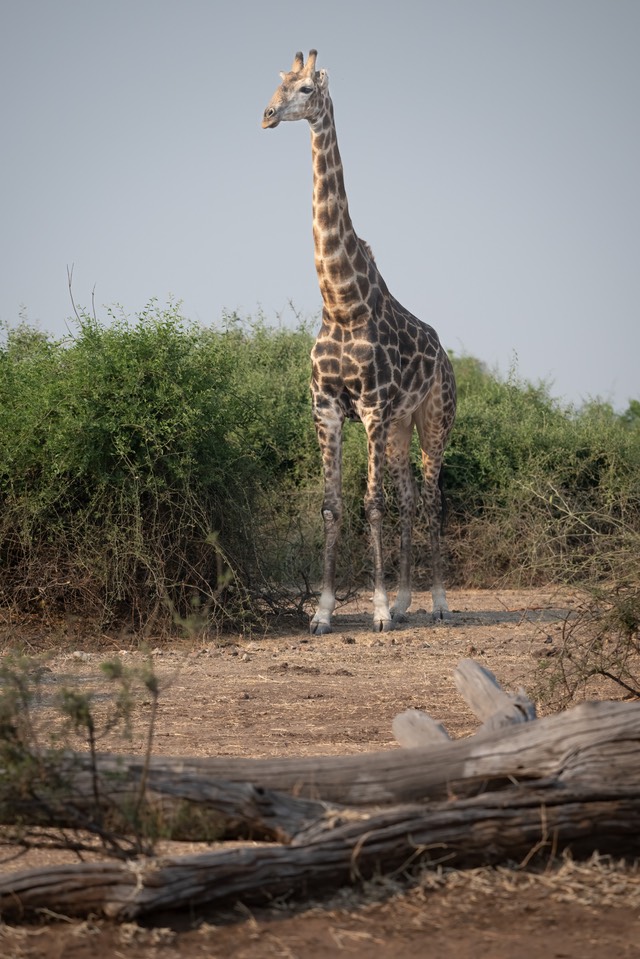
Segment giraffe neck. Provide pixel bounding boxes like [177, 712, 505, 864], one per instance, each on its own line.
[309, 98, 384, 324]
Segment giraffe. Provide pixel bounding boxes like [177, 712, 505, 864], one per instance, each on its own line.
[262, 50, 456, 634]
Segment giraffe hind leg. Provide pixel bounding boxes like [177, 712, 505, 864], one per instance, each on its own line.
[426, 466, 451, 621]
[386, 416, 416, 623]
[413, 406, 452, 622]
[430, 467, 451, 619]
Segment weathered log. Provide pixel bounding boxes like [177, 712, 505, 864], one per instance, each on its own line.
[0, 767, 333, 843]
[82, 700, 640, 804]
[453, 658, 537, 731]
[393, 659, 537, 747]
[1, 781, 638, 920]
[1, 661, 638, 921]
[392, 709, 450, 747]
[2, 701, 637, 822]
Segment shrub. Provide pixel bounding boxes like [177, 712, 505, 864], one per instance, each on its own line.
[0, 652, 171, 857]
[0, 310, 638, 634]
[533, 585, 640, 709]
[444, 358, 640, 588]
[0, 307, 317, 633]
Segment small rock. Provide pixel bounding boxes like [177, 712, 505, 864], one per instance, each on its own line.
[241, 652, 251, 662]
[535, 646, 558, 658]
[72, 650, 92, 662]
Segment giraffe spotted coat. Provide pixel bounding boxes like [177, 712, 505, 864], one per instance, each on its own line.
[263, 50, 456, 634]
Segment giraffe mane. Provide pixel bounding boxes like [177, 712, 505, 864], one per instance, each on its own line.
[362, 240, 376, 263]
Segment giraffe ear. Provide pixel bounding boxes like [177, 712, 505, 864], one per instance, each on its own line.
[318, 68, 329, 88]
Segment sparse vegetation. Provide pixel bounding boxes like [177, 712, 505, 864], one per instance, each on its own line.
[0, 303, 640, 720]
[0, 653, 169, 860]
[445, 357, 640, 587]
[1, 304, 639, 651]
[1, 303, 638, 940]
[534, 586, 640, 708]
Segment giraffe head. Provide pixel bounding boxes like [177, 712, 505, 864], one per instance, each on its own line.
[262, 49, 328, 129]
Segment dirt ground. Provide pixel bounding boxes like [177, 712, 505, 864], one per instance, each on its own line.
[1, 588, 639, 957]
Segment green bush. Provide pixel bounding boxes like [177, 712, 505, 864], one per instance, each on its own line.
[445, 357, 640, 586]
[0, 308, 638, 634]
[0, 307, 317, 632]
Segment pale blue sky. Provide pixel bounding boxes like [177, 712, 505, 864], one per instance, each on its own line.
[2, 0, 639, 410]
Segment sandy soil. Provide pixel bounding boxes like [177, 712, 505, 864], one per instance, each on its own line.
[1, 588, 639, 957]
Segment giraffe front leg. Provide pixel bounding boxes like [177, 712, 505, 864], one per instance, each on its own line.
[367, 505, 394, 632]
[310, 506, 340, 635]
[364, 419, 394, 632]
[310, 403, 343, 635]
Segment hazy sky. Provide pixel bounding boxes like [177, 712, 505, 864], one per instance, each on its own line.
[2, 0, 639, 410]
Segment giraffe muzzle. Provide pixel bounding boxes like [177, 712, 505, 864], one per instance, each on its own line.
[262, 108, 280, 129]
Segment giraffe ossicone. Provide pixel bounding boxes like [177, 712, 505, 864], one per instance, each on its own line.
[263, 50, 457, 634]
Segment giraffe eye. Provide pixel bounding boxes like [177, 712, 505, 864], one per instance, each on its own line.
[300, 85, 313, 94]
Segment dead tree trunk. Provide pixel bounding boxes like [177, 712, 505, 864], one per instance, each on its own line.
[2, 697, 634, 812]
[2, 783, 639, 920]
[0, 660, 638, 920]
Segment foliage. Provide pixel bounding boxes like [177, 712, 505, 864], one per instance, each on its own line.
[0, 307, 639, 636]
[444, 356, 640, 589]
[0, 307, 316, 633]
[0, 653, 165, 859]
[534, 586, 640, 708]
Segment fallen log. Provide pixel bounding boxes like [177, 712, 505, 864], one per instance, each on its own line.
[1, 700, 639, 833]
[74, 699, 640, 803]
[453, 658, 538, 731]
[1, 660, 639, 920]
[393, 658, 537, 746]
[1, 781, 638, 919]
[0, 768, 332, 843]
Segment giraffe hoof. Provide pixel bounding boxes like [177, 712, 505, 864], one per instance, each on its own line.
[374, 618, 395, 633]
[390, 610, 408, 624]
[432, 607, 452, 623]
[311, 621, 332, 636]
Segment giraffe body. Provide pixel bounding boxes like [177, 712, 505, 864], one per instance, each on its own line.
[263, 50, 456, 633]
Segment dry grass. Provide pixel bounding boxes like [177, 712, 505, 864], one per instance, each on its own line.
[416, 852, 640, 910]
[1, 588, 638, 958]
